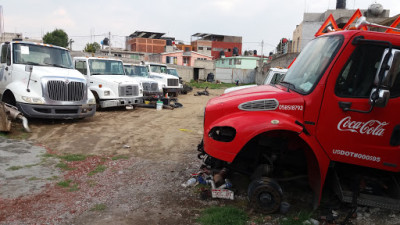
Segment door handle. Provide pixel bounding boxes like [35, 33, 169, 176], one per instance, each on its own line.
[338, 101, 352, 111]
[390, 125, 400, 146]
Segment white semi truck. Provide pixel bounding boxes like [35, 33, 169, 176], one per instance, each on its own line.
[73, 57, 143, 109]
[145, 62, 182, 97]
[0, 41, 96, 119]
[123, 63, 162, 98]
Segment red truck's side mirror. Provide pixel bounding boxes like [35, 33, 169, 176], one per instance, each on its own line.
[370, 49, 400, 107]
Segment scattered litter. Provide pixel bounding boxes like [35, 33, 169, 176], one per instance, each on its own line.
[308, 218, 319, 225]
[182, 177, 197, 188]
[123, 145, 131, 148]
[280, 202, 290, 214]
[179, 129, 193, 132]
[194, 87, 209, 96]
[182, 166, 234, 200]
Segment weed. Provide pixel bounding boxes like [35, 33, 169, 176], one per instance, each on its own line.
[87, 180, 97, 187]
[279, 211, 314, 225]
[24, 163, 39, 168]
[69, 183, 79, 192]
[111, 155, 129, 160]
[60, 154, 86, 162]
[42, 153, 55, 158]
[47, 176, 59, 181]
[88, 165, 107, 176]
[0, 132, 9, 138]
[57, 180, 72, 188]
[90, 203, 107, 211]
[189, 81, 239, 89]
[6, 166, 23, 171]
[197, 206, 248, 225]
[28, 176, 39, 181]
[56, 162, 75, 171]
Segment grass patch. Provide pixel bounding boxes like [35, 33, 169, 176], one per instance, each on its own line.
[0, 132, 9, 138]
[111, 155, 129, 160]
[57, 179, 72, 188]
[6, 166, 23, 171]
[88, 165, 107, 176]
[189, 81, 239, 89]
[197, 206, 248, 225]
[60, 154, 87, 162]
[47, 176, 59, 181]
[87, 180, 97, 187]
[56, 162, 75, 171]
[69, 183, 79, 192]
[28, 176, 39, 181]
[90, 203, 107, 211]
[279, 211, 314, 225]
[24, 163, 39, 168]
[42, 153, 56, 158]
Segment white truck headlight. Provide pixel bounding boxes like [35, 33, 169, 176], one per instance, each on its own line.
[104, 90, 111, 96]
[88, 98, 96, 104]
[22, 96, 44, 104]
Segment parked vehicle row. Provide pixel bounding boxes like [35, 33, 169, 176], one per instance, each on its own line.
[0, 40, 183, 120]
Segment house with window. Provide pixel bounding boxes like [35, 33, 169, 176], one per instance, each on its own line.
[161, 51, 212, 66]
[216, 56, 267, 69]
[191, 33, 242, 59]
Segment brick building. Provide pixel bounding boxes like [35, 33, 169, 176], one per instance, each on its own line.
[191, 33, 242, 59]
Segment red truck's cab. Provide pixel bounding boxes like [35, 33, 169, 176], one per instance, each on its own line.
[200, 29, 400, 213]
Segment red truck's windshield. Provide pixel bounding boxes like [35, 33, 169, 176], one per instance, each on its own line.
[282, 35, 343, 94]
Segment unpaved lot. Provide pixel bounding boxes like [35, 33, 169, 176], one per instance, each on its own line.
[1, 87, 399, 225]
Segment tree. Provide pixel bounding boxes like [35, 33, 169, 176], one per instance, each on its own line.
[43, 29, 69, 48]
[84, 42, 101, 53]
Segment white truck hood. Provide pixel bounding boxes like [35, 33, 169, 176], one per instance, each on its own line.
[21, 65, 85, 80]
[92, 75, 139, 85]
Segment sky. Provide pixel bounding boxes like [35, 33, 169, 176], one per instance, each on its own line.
[0, 0, 399, 54]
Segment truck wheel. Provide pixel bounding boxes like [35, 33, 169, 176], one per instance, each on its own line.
[2, 91, 16, 106]
[91, 91, 101, 110]
[248, 178, 282, 214]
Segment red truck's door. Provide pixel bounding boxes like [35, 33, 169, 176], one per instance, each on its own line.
[316, 41, 400, 172]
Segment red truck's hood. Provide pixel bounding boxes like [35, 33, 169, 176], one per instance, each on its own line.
[210, 85, 302, 106]
[205, 85, 305, 125]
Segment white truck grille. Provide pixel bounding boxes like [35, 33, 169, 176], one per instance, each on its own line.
[142, 82, 159, 92]
[167, 78, 179, 87]
[47, 80, 85, 101]
[119, 85, 139, 97]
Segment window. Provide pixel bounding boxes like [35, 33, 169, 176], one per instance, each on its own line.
[198, 47, 203, 50]
[235, 59, 241, 65]
[75, 61, 87, 75]
[221, 59, 224, 64]
[229, 59, 232, 65]
[207, 47, 212, 51]
[1, 44, 11, 65]
[335, 45, 385, 98]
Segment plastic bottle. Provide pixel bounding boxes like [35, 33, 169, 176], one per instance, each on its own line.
[182, 177, 197, 188]
[218, 179, 232, 189]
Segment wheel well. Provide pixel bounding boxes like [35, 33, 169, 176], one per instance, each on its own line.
[2, 90, 16, 106]
[232, 130, 318, 181]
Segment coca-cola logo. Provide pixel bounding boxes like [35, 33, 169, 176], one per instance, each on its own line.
[337, 116, 388, 136]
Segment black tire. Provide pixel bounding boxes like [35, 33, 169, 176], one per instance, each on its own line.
[91, 91, 101, 110]
[2, 91, 16, 106]
[248, 178, 283, 214]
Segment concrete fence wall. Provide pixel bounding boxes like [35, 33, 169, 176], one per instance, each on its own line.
[216, 68, 256, 84]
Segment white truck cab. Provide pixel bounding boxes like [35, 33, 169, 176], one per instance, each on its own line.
[0, 41, 96, 119]
[224, 67, 288, 94]
[145, 62, 182, 97]
[123, 63, 162, 97]
[74, 57, 143, 108]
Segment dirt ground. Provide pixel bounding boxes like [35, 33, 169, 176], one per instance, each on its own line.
[1, 87, 399, 225]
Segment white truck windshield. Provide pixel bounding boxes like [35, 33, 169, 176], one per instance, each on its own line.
[13, 43, 73, 69]
[150, 65, 167, 74]
[89, 59, 124, 75]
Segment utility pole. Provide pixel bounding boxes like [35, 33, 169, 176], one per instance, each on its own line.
[108, 32, 111, 56]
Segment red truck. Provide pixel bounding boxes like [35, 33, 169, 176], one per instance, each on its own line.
[198, 18, 400, 213]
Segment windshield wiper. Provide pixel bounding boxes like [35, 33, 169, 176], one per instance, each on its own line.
[44, 63, 70, 69]
[24, 62, 43, 66]
[279, 81, 296, 92]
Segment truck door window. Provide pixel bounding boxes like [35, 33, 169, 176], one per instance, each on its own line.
[1, 44, 11, 65]
[335, 45, 385, 98]
[75, 61, 87, 75]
